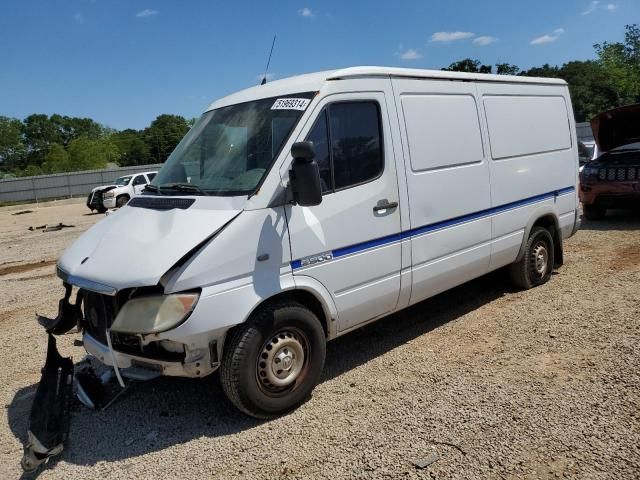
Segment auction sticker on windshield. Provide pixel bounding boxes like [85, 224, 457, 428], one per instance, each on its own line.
[271, 98, 311, 111]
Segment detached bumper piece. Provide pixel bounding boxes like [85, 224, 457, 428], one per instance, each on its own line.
[21, 334, 74, 472]
[37, 283, 83, 335]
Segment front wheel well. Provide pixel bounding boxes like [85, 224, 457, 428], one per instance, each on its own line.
[244, 290, 329, 338]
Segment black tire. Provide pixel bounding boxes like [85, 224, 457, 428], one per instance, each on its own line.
[116, 195, 130, 208]
[220, 301, 326, 419]
[509, 226, 555, 289]
[584, 204, 605, 221]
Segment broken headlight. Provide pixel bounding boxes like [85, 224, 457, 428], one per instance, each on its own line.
[110, 293, 199, 334]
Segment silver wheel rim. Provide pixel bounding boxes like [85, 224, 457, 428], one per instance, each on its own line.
[530, 241, 549, 277]
[257, 330, 307, 392]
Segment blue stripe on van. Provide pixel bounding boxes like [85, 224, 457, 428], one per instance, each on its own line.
[290, 186, 575, 270]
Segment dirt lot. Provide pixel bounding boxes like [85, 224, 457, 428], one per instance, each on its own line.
[0, 201, 638, 479]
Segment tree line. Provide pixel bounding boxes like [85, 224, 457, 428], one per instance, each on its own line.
[0, 24, 638, 179]
[0, 113, 194, 178]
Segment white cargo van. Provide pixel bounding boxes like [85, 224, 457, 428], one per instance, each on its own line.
[53, 67, 580, 418]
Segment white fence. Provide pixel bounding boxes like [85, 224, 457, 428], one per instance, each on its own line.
[0, 164, 162, 203]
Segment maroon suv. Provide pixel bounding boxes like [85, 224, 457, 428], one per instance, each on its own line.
[579, 104, 640, 220]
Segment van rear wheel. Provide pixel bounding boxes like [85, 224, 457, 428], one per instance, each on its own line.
[220, 301, 326, 418]
[509, 226, 554, 289]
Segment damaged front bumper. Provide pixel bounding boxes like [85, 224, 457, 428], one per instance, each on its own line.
[83, 331, 219, 378]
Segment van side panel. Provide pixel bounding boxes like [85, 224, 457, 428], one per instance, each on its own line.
[475, 83, 578, 270]
[392, 79, 492, 305]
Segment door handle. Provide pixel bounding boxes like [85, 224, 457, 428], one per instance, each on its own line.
[373, 200, 398, 212]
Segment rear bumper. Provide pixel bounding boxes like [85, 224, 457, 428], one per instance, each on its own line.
[83, 332, 219, 378]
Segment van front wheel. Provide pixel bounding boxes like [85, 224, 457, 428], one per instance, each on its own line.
[116, 195, 130, 208]
[220, 301, 326, 418]
[509, 226, 554, 289]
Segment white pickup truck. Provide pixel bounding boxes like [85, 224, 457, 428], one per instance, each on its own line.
[86, 171, 157, 212]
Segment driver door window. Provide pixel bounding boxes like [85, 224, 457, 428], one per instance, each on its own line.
[305, 101, 383, 194]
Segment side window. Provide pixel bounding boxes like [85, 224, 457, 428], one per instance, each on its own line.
[132, 175, 146, 186]
[146, 172, 157, 182]
[305, 101, 383, 193]
[329, 102, 383, 190]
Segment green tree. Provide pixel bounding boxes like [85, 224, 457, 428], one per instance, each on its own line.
[561, 61, 618, 120]
[144, 114, 190, 163]
[496, 63, 520, 75]
[0, 116, 26, 171]
[594, 24, 640, 107]
[18, 165, 43, 177]
[21, 114, 61, 165]
[111, 129, 151, 166]
[521, 63, 561, 78]
[67, 137, 120, 171]
[41, 144, 71, 173]
[50, 114, 106, 146]
[443, 58, 492, 73]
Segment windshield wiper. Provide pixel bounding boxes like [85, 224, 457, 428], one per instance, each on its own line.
[143, 184, 159, 193]
[158, 182, 207, 195]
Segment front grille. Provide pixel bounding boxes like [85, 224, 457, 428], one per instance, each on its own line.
[599, 167, 640, 182]
[83, 291, 119, 344]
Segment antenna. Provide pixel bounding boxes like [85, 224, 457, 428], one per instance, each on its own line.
[260, 35, 277, 85]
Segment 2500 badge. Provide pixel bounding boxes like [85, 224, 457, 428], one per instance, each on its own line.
[300, 252, 333, 267]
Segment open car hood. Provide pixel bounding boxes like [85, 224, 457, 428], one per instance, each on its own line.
[591, 103, 640, 152]
[58, 196, 244, 292]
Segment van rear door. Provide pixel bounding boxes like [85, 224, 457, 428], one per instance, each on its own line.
[286, 86, 402, 332]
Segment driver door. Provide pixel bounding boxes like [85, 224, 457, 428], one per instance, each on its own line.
[286, 87, 402, 332]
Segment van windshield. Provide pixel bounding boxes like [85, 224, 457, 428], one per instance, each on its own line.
[152, 92, 315, 196]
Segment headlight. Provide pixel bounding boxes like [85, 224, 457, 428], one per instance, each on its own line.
[110, 293, 199, 334]
[103, 191, 115, 198]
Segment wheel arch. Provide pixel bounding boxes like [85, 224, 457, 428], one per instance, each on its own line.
[233, 277, 338, 344]
[515, 208, 564, 267]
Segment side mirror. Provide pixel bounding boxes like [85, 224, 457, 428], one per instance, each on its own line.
[289, 141, 322, 207]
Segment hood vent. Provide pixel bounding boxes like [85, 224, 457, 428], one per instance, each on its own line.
[128, 197, 195, 210]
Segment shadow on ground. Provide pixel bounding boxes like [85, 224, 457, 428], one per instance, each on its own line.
[8, 269, 518, 476]
[580, 209, 640, 231]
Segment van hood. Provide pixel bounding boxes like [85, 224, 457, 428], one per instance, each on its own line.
[591, 103, 640, 152]
[58, 196, 244, 292]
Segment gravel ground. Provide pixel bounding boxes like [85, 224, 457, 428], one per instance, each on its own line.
[0, 201, 639, 479]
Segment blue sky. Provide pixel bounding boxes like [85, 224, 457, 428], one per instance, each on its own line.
[0, 0, 636, 130]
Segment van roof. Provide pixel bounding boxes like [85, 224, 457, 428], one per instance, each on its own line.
[206, 66, 567, 111]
